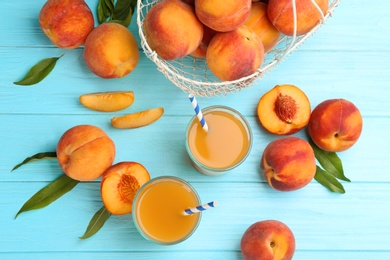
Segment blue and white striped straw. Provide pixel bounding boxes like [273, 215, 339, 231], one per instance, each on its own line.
[184, 201, 218, 215]
[188, 94, 208, 132]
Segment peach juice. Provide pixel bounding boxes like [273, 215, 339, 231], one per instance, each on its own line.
[186, 106, 252, 175]
[132, 176, 201, 245]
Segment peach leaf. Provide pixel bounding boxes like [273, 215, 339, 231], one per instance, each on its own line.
[79, 206, 111, 240]
[15, 174, 79, 218]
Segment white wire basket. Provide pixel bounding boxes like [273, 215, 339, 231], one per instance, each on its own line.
[137, 0, 340, 97]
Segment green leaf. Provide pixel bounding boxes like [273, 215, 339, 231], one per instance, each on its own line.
[97, 0, 114, 24]
[12, 152, 57, 171]
[15, 174, 79, 218]
[79, 206, 111, 239]
[97, 0, 136, 27]
[314, 166, 345, 194]
[14, 55, 64, 86]
[309, 139, 350, 182]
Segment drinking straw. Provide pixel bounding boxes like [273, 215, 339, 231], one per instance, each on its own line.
[184, 201, 218, 215]
[188, 94, 208, 132]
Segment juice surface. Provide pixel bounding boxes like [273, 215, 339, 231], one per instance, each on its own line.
[135, 178, 200, 244]
[188, 110, 250, 169]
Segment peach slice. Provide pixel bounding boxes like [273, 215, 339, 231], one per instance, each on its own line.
[257, 84, 311, 135]
[101, 162, 151, 215]
[111, 107, 164, 129]
[79, 91, 134, 112]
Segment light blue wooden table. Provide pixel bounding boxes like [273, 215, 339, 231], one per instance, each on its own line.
[1, 0, 389, 259]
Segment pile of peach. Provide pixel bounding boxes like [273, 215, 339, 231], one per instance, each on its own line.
[56, 124, 151, 215]
[257, 84, 363, 192]
[143, 0, 329, 81]
[239, 84, 363, 260]
[39, 0, 140, 79]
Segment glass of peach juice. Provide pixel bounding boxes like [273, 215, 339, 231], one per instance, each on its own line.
[132, 176, 201, 245]
[186, 105, 252, 175]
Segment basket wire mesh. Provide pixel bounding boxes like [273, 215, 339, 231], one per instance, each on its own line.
[137, 0, 340, 97]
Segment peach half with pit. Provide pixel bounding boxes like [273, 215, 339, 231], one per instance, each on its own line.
[84, 23, 140, 78]
[143, 0, 203, 60]
[267, 0, 329, 36]
[39, 0, 94, 49]
[261, 137, 316, 191]
[195, 0, 252, 32]
[257, 84, 311, 135]
[101, 162, 151, 215]
[206, 25, 264, 81]
[244, 2, 281, 53]
[241, 220, 296, 260]
[308, 99, 363, 152]
[56, 125, 116, 181]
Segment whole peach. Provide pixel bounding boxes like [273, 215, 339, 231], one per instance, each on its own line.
[190, 25, 218, 58]
[39, 0, 94, 49]
[101, 162, 150, 215]
[56, 125, 116, 181]
[195, 0, 252, 32]
[308, 99, 363, 152]
[241, 220, 296, 260]
[144, 0, 203, 60]
[267, 0, 328, 36]
[261, 137, 316, 191]
[244, 2, 281, 53]
[206, 25, 264, 81]
[84, 23, 140, 78]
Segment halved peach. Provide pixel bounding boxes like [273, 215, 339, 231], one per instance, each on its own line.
[101, 162, 151, 215]
[79, 91, 134, 112]
[111, 107, 164, 129]
[257, 84, 311, 135]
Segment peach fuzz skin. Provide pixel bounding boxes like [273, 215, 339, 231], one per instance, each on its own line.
[261, 137, 316, 192]
[244, 2, 281, 53]
[143, 0, 203, 60]
[206, 25, 264, 81]
[267, 0, 329, 36]
[39, 0, 94, 49]
[241, 220, 296, 260]
[100, 162, 151, 215]
[195, 0, 252, 32]
[308, 99, 363, 152]
[56, 125, 116, 182]
[84, 23, 140, 78]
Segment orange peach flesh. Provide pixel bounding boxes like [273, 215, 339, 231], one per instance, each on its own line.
[261, 137, 316, 191]
[257, 85, 311, 135]
[101, 162, 151, 215]
[79, 91, 135, 112]
[56, 125, 116, 181]
[308, 99, 363, 152]
[39, 0, 94, 48]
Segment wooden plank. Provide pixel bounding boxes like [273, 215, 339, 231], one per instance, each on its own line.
[1, 47, 389, 117]
[1, 115, 386, 183]
[1, 182, 389, 253]
[0, 251, 389, 260]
